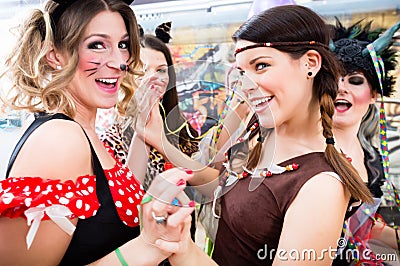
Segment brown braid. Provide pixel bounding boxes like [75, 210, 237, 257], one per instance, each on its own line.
[245, 114, 262, 170]
[246, 142, 263, 170]
[320, 93, 373, 203]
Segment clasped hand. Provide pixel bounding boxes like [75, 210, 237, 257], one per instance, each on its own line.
[140, 167, 196, 262]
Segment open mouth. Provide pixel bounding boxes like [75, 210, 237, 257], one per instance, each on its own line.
[252, 96, 273, 108]
[95, 78, 118, 89]
[334, 99, 352, 112]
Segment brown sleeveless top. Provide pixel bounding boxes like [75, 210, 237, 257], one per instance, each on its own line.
[213, 152, 336, 266]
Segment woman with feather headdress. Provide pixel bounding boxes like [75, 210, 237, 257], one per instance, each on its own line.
[330, 18, 400, 265]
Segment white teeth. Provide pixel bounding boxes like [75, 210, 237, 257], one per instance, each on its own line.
[335, 100, 350, 104]
[97, 78, 117, 84]
[252, 97, 272, 106]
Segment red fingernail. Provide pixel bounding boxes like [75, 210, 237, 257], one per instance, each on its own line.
[150, 84, 154, 89]
[176, 179, 186, 186]
[164, 162, 173, 171]
[189, 201, 196, 207]
[185, 169, 193, 175]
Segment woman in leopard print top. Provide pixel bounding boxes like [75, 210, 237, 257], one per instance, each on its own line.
[101, 24, 199, 190]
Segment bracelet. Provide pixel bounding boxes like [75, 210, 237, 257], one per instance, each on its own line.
[115, 247, 128, 266]
[140, 195, 153, 205]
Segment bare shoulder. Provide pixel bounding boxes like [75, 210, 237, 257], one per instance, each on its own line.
[10, 119, 92, 181]
[278, 173, 350, 264]
[288, 171, 350, 218]
[304, 172, 345, 191]
[296, 172, 348, 207]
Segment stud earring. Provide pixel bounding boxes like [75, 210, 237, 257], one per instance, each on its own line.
[307, 71, 312, 77]
[56, 65, 62, 70]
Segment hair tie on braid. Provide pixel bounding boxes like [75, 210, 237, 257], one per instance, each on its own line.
[257, 136, 264, 143]
[326, 137, 335, 145]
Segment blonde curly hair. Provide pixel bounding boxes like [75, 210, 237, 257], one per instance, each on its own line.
[1, 0, 142, 118]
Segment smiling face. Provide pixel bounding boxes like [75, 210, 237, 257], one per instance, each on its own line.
[333, 72, 376, 129]
[68, 10, 130, 112]
[140, 47, 169, 93]
[235, 40, 313, 129]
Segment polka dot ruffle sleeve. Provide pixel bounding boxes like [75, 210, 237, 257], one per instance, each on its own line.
[0, 175, 98, 249]
[0, 175, 98, 219]
[103, 143, 144, 227]
[0, 143, 145, 249]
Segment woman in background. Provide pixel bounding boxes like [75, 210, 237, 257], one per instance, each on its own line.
[101, 23, 198, 189]
[101, 23, 199, 247]
[330, 19, 400, 265]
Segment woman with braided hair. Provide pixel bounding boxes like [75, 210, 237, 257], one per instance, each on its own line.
[132, 5, 374, 265]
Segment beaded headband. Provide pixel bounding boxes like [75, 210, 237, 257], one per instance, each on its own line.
[234, 41, 329, 56]
[51, 0, 134, 32]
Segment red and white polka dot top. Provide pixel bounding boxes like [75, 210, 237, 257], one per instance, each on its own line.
[0, 143, 144, 227]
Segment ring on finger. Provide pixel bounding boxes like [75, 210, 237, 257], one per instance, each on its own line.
[151, 211, 168, 225]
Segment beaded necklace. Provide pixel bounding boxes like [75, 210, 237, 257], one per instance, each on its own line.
[222, 122, 300, 187]
[212, 121, 300, 218]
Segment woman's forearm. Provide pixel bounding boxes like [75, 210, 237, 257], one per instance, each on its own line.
[127, 132, 151, 184]
[169, 240, 218, 266]
[91, 234, 169, 266]
[155, 135, 219, 198]
[371, 222, 398, 250]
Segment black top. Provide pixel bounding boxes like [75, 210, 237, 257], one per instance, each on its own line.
[6, 113, 139, 265]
